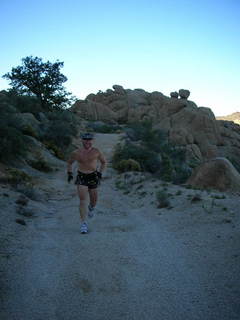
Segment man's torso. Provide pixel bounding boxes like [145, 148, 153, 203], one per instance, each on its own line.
[75, 147, 100, 173]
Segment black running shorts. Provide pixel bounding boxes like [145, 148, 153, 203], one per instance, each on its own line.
[75, 171, 100, 189]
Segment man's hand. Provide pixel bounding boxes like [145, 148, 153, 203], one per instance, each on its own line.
[96, 171, 102, 179]
[67, 172, 73, 183]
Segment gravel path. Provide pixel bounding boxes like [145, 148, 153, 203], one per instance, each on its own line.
[1, 133, 239, 320]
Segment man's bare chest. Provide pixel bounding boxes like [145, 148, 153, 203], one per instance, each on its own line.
[77, 150, 98, 163]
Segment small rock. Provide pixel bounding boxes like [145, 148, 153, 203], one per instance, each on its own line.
[15, 219, 26, 226]
[16, 206, 34, 217]
[191, 195, 202, 202]
[16, 195, 29, 206]
[222, 219, 232, 224]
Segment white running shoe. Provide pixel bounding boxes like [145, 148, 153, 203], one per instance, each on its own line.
[80, 222, 88, 234]
[88, 204, 95, 218]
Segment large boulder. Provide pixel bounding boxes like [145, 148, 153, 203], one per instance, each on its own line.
[71, 100, 117, 122]
[187, 157, 240, 191]
[179, 89, 190, 99]
[170, 91, 179, 98]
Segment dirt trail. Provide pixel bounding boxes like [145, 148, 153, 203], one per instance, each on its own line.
[1, 133, 240, 320]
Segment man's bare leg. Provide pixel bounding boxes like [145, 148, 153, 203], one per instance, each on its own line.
[88, 188, 98, 218]
[88, 188, 98, 208]
[77, 185, 89, 223]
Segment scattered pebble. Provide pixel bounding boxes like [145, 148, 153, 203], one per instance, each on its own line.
[15, 195, 29, 206]
[15, 219, 26, 226]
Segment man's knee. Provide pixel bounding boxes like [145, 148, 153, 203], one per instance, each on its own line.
[79, 199, 87, 207]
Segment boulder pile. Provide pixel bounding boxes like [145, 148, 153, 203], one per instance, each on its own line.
[71, 85, 240, 175]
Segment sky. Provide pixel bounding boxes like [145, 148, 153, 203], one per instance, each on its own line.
[0, 0, 240, 116]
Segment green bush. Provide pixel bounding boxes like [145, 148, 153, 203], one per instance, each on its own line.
[112, 142, 161, 173]
[21, 125, 38, 138]
[156, 189, 170, 208]
[0, 126, 27, 163]
[28, 158, 53, 172]
[160, 153, 173, 181]
[5, 168, 32, 186]
[95, 124, 121, 133]
[115, 159, 141, 173]
[0, 89, 43, 114]
[127, 120, 168, 152]
[114, 120, 192, 184]
[43, 140, 65, 160]
[42, 119, 77, 149]
[172, 166, 192, 184]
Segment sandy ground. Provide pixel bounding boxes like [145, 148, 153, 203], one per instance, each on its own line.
[0, 133, 240, 320]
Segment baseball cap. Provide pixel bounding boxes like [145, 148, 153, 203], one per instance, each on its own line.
[81, 132, 94, 140]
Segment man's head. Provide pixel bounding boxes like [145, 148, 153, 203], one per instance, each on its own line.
[81, 132, 94, 150]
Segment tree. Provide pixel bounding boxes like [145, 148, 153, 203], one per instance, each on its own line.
[3, 56, 75, 110]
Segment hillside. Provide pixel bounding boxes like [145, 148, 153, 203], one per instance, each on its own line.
[216, 112, 240, 125]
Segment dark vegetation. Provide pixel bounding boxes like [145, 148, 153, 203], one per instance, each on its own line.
[3, 56, 75, 111]
[112, 119, 192, 184]
[0, 56, 79, 169]
[86, 121, 122, 133]
[0, 90, 78, 164]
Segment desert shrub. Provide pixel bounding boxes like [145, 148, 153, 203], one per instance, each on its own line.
[126, 120, 168, 152]
[28, 158, 53, 172]
[0, 89, 43, 114]
[115, 159, 141, 173]
[15, 183, 40, 200]
[115, 179, 127, 191]
[87, 121, 122, 133]
[43, 141, 65, 160]
[21, 125, 38, 138]
[42, 119, 77, 149]
[159, 153, 173, 181]
[172, 165, 192, 184]
[0, 126, 28, 163]
[112, 142, 161, 173]
[124, 120, 190, 182]
[94, 124, 121, 133]
[156, 189, 170, 208]
[5, 168, 32, 186]
[115, 119, 192, 183]
[46, 109, 77, 123]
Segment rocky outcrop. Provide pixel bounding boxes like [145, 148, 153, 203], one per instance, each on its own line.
[71, 100, 118, 122]
[187, 157, 240, 191]
[71, 85, 240, 170]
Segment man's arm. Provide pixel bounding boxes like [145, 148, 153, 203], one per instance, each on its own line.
[98, 151, 107, 174]
[67, 151, 77, 173]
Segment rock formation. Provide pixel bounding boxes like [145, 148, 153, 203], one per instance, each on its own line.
[70, 85, 240, 171]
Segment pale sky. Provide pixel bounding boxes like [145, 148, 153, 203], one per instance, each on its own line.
[1, 0, 240, 116]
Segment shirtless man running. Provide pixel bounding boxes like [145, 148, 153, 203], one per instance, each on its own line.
[67, 133, 107, 234]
